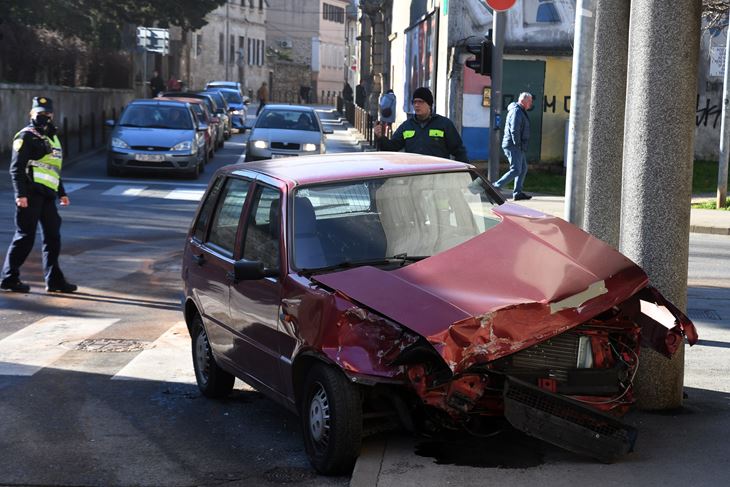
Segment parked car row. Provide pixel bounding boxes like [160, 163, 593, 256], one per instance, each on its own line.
[106, 81, 251, 178]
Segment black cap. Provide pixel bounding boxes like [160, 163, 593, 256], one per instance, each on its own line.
[31, 96, 53, 114]
[412, 87, 433, 107]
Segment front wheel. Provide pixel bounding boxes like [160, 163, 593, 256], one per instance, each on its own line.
[301, 364, 362, 475]
[191, 314, 234, 398]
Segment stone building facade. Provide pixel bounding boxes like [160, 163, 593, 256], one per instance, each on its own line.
[182, 1, 268, 97]
[266, 0, 349, 102]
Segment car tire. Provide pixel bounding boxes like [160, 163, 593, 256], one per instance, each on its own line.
[301, 364, 362, 475]
[191, 314, 234, 398]
[186, 161, 200, 179]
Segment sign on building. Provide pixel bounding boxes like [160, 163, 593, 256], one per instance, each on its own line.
[137, 27, 170, 55]
[710, 46, 725, 78]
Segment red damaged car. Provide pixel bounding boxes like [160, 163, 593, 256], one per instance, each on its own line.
[181, 153, 697, 474]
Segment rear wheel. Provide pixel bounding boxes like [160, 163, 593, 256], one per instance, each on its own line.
[301, 364, 362, 475]
[191, 314, 234, 398]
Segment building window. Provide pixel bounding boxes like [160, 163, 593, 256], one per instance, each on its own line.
[323, 3, 344, 24]
[239, 36, 245, 65]
[230, 34, 235, 64]
[219, 33, 224, 63]
[248, 38, 252, 65]
[261, 40, 265, 66]
[259, 0, 263, 9]
[194, 33, 203, 58]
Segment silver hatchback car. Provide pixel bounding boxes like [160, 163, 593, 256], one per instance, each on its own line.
[106, 99, 207, 178]
[244, 105, 333, 162]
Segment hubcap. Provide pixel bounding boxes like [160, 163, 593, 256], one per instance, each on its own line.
[195, 329, 210, 385]
[308, 383, 330, 446]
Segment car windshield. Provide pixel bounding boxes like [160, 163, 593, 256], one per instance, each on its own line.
[256, 110, 319, 132]
[292, 172, 501, 271]
[190, 104, 207, 121]
[119, 105, 193, 129]
[204, 92, 227, 110]
[217, 90, 242, 104]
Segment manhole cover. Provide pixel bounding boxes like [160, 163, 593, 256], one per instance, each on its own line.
[687, 309, 721, 321]
[263, 467, 316, 484]
[75, 338, 147, 352]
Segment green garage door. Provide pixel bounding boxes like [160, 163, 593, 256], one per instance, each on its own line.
[503, 60, 545, 162]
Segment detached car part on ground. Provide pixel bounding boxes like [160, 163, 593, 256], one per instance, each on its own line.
[181, 154, 698, 475]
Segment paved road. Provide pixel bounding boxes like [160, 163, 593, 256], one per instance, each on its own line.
[0, 107, 358, 487]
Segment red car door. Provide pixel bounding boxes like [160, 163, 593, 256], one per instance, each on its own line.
[228, 183, 286, 395]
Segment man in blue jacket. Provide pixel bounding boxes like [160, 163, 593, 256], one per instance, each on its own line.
[493, 92, 533, 200]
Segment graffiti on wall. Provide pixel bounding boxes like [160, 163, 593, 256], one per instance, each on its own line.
[696, 95, 722, 129]
[502, 93, 571, 113]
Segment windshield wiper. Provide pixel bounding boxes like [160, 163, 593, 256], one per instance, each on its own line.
[300, 254, 427, 275]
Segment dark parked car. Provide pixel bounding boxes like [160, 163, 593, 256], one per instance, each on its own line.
[106, 99, 206, 178]
[181, 153, 697, 474]
[162, 91, 227, 148]
[206, 87, 248, 131]
[159, 97, 217, 162]
[198, 90, 232, 139]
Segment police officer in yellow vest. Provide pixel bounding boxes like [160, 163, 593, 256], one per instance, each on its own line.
[1, 96, 77, 293]
[374, 86, 468, 162]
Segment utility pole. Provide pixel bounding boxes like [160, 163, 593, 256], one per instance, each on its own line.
[488, 11, 506, 182]
[718, 21, 730, 208]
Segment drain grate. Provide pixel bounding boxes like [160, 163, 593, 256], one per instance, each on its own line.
[263, 467, 316, 484]
[687, 309, 721, 321]
[75, 338, 147, 353]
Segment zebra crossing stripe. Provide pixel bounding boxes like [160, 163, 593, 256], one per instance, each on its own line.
[112, 321, 195, 384]
[0, 317, 119, 376]
[62, 183, 89, 193]
[164, 189, 205, 201]
[102, 185, 147, 197]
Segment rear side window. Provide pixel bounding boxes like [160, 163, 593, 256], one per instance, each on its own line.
[193, 177, 225, 241]
[243, 186, 281, 270]
[206, 178, 251, 256]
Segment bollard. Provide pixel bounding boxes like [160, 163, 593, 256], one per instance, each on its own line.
[78, 114, 83, 153]
[90, 112, 95, 148]
[101, 110, 106, 144]
[62, 117, 69, 155]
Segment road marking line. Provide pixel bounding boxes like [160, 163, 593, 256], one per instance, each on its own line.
[164, 188, 205, 201]
[64, 176, 207, 188]
[62, 183, 89, 193]
[112, 321, 195, 384]
[0, 317, 119, 376]
[102, 185, 147, 197]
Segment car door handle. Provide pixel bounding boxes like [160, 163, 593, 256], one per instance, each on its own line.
[192, 253, 205, 266]
[226, 271, 236, 283]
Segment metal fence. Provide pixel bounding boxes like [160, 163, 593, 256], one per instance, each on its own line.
[60, 106, 126, 159]
[337, 97, 375, 148]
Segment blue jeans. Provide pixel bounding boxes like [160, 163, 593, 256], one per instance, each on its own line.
[493, 146, 527, 195]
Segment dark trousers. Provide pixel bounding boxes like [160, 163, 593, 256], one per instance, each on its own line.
[256, 99, 265, 116]
[1, 195, 65, 286]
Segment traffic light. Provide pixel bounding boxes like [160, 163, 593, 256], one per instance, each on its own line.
[465, 39, 492, 77]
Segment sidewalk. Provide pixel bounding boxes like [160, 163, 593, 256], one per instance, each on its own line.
[512, 194, 730, 236]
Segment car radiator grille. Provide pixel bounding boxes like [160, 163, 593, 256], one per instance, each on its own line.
[271, 142, 300, 150]
[131, 146, 170, 151]
[503, 332, 580, 382]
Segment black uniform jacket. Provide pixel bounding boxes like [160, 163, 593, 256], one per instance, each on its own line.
[9, 124, 66, 200]
[378, 113, 469, 162]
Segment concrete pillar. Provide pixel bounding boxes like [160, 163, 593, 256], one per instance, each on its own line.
[583, 0, 630, 248]
[620, 0, 702, 410]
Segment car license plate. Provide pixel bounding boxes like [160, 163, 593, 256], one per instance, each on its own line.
[271, 154, 288, 159]
[135, 154, 165, 162]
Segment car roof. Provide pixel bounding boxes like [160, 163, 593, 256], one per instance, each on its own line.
[157, 96, 205, 106]
[207, 87, 240, 95]
[128, 99, 189, 108]
[261, 104, 315, 112]
[226, 152, 473, 187]
[207, 81, 239, 86]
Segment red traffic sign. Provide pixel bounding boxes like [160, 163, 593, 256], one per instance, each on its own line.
[486, 0, 517, 11]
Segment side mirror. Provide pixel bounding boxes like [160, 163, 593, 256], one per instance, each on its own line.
[323, 129, 334, 135]
[231, 258, 277, 281]
[105, 119, 116, 127]
[210, 116, 220, 124]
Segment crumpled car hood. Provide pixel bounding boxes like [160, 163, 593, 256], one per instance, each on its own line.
[314, 205, 667, 371]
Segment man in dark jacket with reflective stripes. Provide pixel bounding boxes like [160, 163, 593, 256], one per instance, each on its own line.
[493, 92, 533, 200]
[0, 96, 77, 293]
[374, 87, 468, 162]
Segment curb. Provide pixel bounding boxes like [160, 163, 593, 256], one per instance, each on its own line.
[350, 436, 386, 487]
[690, 225, 730, 235]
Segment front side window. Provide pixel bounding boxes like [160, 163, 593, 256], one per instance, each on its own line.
[243, 187, 281, 271]
[207, 178, 251, 256]
[292, 172, 501, 270]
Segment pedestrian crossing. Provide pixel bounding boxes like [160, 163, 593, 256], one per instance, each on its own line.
[0, 316, 196, 384]
[61, 178, 207, 202]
